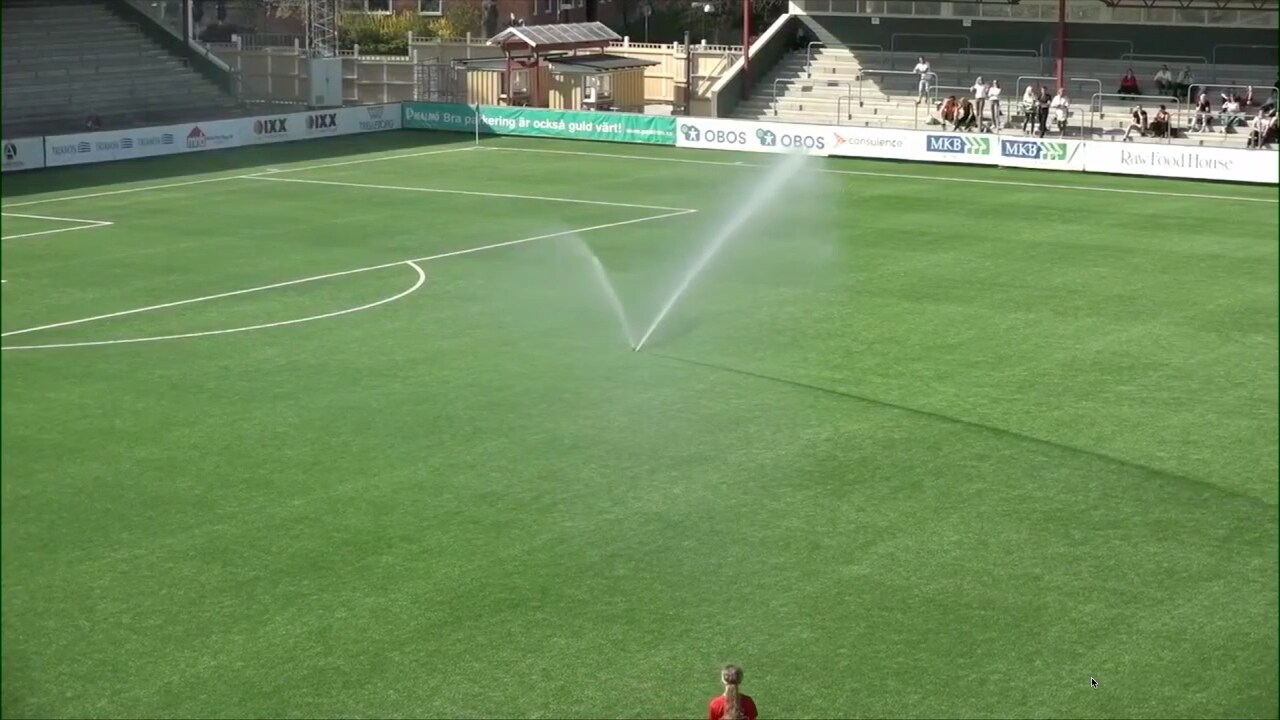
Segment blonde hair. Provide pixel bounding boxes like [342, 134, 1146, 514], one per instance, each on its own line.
[720, 665, 745, 720]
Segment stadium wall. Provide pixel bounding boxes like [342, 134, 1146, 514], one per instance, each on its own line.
[3, 103, 1274, 186]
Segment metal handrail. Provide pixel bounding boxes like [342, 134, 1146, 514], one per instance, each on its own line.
[889, 33, 969, 68]
[858, 68, 936, 106]
[1211, 43, 1279, 67]
[1120, 53, 1208, 66]
[1186, 83, 1271, 131]
[836, 94, 852, 124]
[1043, 38, 1133, 61]
[958, 47, 1038, 57]
[805, 41, 824, 78]
[772, 77, 809, 114]
[1090, 92, 1181, 144]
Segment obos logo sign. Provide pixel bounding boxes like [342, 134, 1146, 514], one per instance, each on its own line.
[680, 123, 747, 147]
[755, 127, 825, 151]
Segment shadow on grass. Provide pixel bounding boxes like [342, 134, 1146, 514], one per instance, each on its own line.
[1, 131, 476, 201]
[648, 350, 1270, 508]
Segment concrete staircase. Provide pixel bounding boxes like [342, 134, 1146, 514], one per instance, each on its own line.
[2, 0, 245, 137]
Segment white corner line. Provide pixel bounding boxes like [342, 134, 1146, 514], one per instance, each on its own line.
[1, 262, 427, 351]
[1, 212, 114, 240]
[0, 146, 478, 210]
[241, 174, 692, 212]
[0, 208, 695, 343]
[479, 145, 1280, 204]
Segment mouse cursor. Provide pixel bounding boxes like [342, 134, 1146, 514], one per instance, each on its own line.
[1090, 677, 1098, 688]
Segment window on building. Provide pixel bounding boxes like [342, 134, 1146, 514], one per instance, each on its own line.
[544, 0, 554, 13]
[419, 0, 443, 14]
[512, 69, 531, 95]
[364, 0, 391, 12]
[586, 73, 612, 97]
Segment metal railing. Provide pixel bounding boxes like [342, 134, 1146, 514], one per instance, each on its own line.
[1089, 92, 1181, 143]
[1120, 53, 1208, 67]
[1186, 83, 1272, 132]
[1016, 75, 1103, 110]
[857, 68, 936, 107]
[1042, 39, 1134, 61]
[805, 41, 823, 78]
[772, 77, 854, 117]
[890, 33, 969, 68]
[1212, 43, 1279, 67]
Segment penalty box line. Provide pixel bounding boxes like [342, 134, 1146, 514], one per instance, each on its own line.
[0, 208, 696, 340]
[2, 212, 114, 241]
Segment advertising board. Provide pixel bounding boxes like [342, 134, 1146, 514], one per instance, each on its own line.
[673, 117, 830, 155]
[1, 137, 45, 173]
[402, 103, 676, 145]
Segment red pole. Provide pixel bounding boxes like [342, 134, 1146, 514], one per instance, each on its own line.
[741, 0, 751, 99]
[1055, 0, 1066, 89]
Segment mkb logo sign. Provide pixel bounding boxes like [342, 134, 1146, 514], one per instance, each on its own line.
[1001, 139, 1068, 161]
[926, 135, 991, 155]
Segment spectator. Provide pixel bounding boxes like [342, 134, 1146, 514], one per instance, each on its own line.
[1244, 85, 1257, 107]
[938, 94, 959, 128]
[1223, 95, 1245, 131]
[1246, 111, 1268, 148]
[971, 76, 989, 128]
[1049, 88, 1070, 135]
[708, 665, 757, 720]
[1021, 84, 1038, 134]
[1118, 68, 1140, 95]
[1036, 85, 1052, 138]
[988, 79, 1003, 130]
[1261, 88, 1278, 114]
[955, 97, 978, 131]
[1154, 65, 1174, 95]
[1175, 66, 1195, 99]
[913, 56, 932, 104]
[1123, 105, 1148, 141]
[85, 113, 102, 131]
[1150, 104, 1172, 138]
[1192, 92, 1214, 132]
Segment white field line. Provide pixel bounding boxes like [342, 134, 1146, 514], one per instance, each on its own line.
[477, 145, 1280, 204]
[0, 146, 478, 209]
[242, 174, 691, 212]
[1, 262, 427, 351]
[0, 208, 695, 343]
[2, 211, 114, 240]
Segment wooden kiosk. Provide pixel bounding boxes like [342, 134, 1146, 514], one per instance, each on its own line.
[453, 22, 656, 112]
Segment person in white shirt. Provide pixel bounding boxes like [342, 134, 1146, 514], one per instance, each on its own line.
[1175, 66, 1195, 99]
[1154, 65, 1173, 96]
[971, 76, 989, 128]
[1049, 88, 1070, 135]
[1223, 96, 1244, 130]
[1021, 84, 1037, 134]
[987, 79, 1003, 130]
[913, 57, 932, 104]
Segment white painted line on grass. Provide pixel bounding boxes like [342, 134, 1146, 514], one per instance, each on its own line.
[2, 262, 427, 351]
[0, 146, 478, 209]
[0, 208, 695, 344]
[241, 174, 692, 212]
[478, 145, 1280, 204]
[2, 211, 114, 240]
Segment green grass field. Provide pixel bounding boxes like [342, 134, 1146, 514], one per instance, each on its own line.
[2, 131, 1277, 719]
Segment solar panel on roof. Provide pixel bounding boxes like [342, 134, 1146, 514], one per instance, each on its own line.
[495, 22, 618, 47]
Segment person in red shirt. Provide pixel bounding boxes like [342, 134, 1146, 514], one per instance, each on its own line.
[707, 665, 758, 720]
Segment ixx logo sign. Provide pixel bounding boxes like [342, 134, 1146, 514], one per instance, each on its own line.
[307, 113, 338, 131]
[926, 135, 990, 155]
[254, 118, 289, 135]
[1000, 139, 1068, 161]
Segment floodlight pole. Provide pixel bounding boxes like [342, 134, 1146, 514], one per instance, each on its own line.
[741, 0, 751, 99]
[1054, 0, 1066, 90]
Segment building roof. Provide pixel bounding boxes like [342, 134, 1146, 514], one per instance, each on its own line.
[488, 22, 621, 51]
[455, 53, 660, 74]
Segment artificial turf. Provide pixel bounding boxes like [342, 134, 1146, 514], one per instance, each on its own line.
[1, 132, 1277, 719]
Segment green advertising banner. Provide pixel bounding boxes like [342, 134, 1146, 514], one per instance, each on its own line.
[402, 103, 676, 146]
